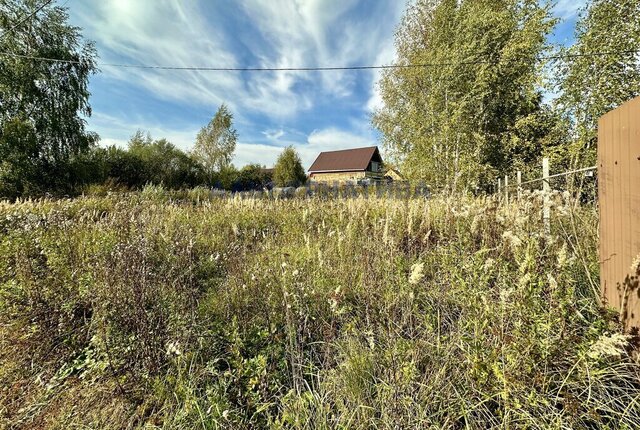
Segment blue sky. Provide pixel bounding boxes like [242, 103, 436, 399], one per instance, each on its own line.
[67, 0, 587, 169]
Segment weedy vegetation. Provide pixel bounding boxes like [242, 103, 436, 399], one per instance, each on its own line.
[1, 187, 639, 429]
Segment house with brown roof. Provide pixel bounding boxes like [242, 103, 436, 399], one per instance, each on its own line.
[308, 146, 384, 184]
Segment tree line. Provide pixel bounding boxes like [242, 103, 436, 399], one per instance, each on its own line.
[68, 126, 307, 194]
[0, 1, 306, 199]
[2, 0, 638, 198]
[373, 0, 640, 193]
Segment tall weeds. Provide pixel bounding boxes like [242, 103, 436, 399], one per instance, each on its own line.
[0, 190, 638, 429]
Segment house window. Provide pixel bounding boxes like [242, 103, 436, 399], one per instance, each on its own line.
[371, 161, 381, 172]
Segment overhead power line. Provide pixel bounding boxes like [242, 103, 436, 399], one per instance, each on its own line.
[0, 0, 55, 41]
[0, 49, 638, 72]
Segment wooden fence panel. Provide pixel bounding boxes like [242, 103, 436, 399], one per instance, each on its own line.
[598, 96, 640, 330]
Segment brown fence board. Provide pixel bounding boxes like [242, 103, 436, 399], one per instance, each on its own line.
[598, 95, 640, 329]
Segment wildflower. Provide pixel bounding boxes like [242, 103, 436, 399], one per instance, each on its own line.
[557, 244, 568, 268]
[484, 258, 495, 271]
[329, 298, 338, 312]
[471, 214, 481, 234]
[518, 273, 531, 287]
[222, 410, 230, 419]
[409, 262, 425, 285]
[166, 341, 182, 357]
[547, 273, 558, 290]
[292, 269, 299, 277]
[500, 287, 514, 302]
[502, 231, 522, 249]
[588, 333, 631, 360]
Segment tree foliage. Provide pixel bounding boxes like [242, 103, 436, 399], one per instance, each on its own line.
[373, 0, 558, 192]
[273, 146, 306, 187]
[193, 104, 238, 180]
[558, 0, 640, 168]
[0, 0, 97, 198]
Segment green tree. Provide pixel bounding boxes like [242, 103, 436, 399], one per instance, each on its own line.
[193, 104, 238, 183]
[373, 0, 557, 192]
[237, 163, 270, 190]
[559, 0, 640, 169]
[273, 146, 306, 187]
[0, 0, 97, 198]
[127, 131, 204, 189]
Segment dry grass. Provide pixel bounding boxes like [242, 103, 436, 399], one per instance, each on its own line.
[0, 188, 638, 429]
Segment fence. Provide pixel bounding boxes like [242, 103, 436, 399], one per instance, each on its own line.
[598, 95, 640, 330]
[496, 158, 597, 235]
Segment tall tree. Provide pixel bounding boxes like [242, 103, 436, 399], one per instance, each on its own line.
[0, 0, 97, 198]
[373, 0, 557, 192]
[273, 146, 306, 187]
[559, 0, 640, 168]
[193, 104, 237, 182]
[127, 130, 204, 189]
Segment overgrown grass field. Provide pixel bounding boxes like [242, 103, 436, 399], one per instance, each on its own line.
[1, 188, 639, 429]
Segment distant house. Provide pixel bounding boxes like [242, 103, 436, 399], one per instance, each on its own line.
[308, 146, 384, 184]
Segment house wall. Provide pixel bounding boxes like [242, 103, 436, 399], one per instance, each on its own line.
[310, 171, 382, 183]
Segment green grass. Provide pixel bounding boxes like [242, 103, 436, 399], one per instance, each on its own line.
[1, 188, 638, 429]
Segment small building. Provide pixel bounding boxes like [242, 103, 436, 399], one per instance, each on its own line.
[308, 146, 384, 184]
[384, 168, 405, 182]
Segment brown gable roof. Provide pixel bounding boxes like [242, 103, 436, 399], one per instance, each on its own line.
[308, 146, 381, 173]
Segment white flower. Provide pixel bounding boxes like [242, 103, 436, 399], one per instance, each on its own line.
[409, 262, 425, 285]
[588, 333, 631, 360]
[500, 287, 515, 302]
[518, 273, 531, 287]
[502, 231, 522, 249]
[557, 244, 568, 268]
[484, 258, 495, 271]
[166, 341, 182, 357]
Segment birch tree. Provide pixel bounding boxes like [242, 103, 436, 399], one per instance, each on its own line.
[373, 0, 557, 192]
[193, 104, 237, 182]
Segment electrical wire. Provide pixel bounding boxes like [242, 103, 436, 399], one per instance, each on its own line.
[0, 49, 638, 72]
[0, 0, 56, 41]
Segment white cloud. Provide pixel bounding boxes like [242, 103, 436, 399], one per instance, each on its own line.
[263, 129, 285, 140]
[90, 112, 377, 170]
[553, 0, 587, 20]
[307, 127, 371, 149]
[70, 1, 407, 119]
[91, 112, 197, 151]
[366, 41, 398, 113]
[237, 127, 377, 169]
[234, 142, 285, 168]
[67, 1, 407, 167]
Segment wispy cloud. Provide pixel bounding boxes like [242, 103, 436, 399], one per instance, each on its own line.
[70, 0, 404, 120]
[90, 111, 376, 170]
[262, 129, 285, 141]
[66, 1, 406, 166]
[553, 0, 587, 20]
[90, 112, 198, 151]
